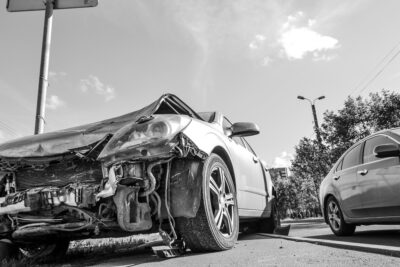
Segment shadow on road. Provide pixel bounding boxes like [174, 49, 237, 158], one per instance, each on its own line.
[287, 222, 329, 230]
[309, 229, 400, 248]
[238, 233, 271, 241]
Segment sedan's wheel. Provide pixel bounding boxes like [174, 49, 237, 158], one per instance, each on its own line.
[325, 196, 355, 236]
[176, 154, 239, 252]
[19, 240, 70, 262]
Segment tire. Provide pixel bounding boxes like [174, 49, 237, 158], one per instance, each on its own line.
[176, 154, 239, 252]
[19, 240, 70, 262]
[325, 196, 356, 236]
[258, 199, 280, 233]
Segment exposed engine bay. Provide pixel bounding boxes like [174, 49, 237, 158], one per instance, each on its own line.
[0, 132, 206, 247]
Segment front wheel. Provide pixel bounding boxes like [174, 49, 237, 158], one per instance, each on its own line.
[325, 196, 355, 236]
[177, 154, 239, 252]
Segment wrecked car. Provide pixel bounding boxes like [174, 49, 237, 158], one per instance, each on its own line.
[0, 94, 278, 261]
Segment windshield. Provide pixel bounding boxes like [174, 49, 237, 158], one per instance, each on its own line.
[198, 112, 215, 123]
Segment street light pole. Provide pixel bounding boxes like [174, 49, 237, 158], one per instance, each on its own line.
[297, 95, 325, 213]
[7, 0, 98, 135]
[297, 95, 325, 145]
[34, 0, 53, 134]
[311, 103, 322, 145]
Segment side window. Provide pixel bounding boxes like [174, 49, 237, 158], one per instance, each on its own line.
[222, 117, 246, 148]
[335, 158, 343, 172]
[342, 144, 362, 170]
[363, 135, 397, 163]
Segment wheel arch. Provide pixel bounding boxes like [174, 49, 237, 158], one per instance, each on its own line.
[211, 146, 236, 188]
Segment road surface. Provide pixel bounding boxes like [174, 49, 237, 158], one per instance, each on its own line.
[288, 218, 400, 247]
[58, 220, 400, 266]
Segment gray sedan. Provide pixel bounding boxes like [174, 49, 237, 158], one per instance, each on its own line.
[319, 128, 400, 236]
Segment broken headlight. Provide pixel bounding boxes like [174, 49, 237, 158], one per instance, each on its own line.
[99, 115, 191, 158]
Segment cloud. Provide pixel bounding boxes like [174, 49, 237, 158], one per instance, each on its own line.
[161, 0, 286, 98]
[278, 12, 339, 60]
[273, 151, 294, 168]
[48, 71, 67, 84]
[49, 71, 67, 79]
[262, 56, 273, 66]
[46, 95, 65, 110]
[249, 34, 267, 50]
[80, 75, 116, 102]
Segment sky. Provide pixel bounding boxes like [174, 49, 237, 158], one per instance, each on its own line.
[1, 0, 400, 168]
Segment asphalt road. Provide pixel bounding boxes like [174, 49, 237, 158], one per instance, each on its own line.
[60, 220, 400, 267]
[287, 219, 400, 247]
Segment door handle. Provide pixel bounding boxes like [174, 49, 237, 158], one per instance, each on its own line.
[357, 169, 368, 176]
[253, 156, 259, 163]
[333, 175, 340, 181]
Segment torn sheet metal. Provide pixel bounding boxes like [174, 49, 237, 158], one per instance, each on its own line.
[0, 94, 201, 159]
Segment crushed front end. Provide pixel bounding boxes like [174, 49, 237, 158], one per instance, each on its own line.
[0, 114, 207, 252]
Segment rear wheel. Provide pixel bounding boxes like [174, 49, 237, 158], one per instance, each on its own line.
[177, 154, 239, 252]
[325, 196, 355, 236]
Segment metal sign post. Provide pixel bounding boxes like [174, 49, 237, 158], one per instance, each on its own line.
[34, 0, 53, 134]
[6, 0, 98, 134]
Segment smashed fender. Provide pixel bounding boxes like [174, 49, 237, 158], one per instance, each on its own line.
[163, 159, 203, 219]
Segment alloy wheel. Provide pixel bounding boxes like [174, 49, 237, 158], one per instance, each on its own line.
[209, 166, 235, 237]
[327, 201, 341, 231]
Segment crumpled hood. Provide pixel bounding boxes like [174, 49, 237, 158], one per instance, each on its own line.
[0, 97, 162, 159]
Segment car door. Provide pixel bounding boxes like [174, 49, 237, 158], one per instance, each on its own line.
[222, 117, 267, 214]
[333, 143, 363, 218]
[358, 134, 400, 218]
[242, 138, 268, 211]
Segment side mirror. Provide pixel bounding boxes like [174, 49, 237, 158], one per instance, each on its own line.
[373, 144, 400, 158]
[230, 122, 260, 137]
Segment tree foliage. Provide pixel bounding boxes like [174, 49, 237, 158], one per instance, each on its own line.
[277, 90, 400, 218]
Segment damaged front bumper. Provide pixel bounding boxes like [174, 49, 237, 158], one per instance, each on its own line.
[0, 131, 208, 244]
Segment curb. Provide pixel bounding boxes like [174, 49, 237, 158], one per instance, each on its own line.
[282, 218, 325, 224]
[258, 233, 400, 257]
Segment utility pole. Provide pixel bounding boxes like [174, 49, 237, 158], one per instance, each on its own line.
[34, 0, 53, 134]
[6, 0, 98, 134]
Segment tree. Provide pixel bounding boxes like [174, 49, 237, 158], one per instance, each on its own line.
[271, 173, 301, 218]
[321, 96, 371, 161]
[290, 138, 331, 212]
[368, 90, 400, 130]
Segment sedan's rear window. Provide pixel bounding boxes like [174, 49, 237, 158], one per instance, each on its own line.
[342, 144, 362, 170]
[390, 128, 400, 138]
